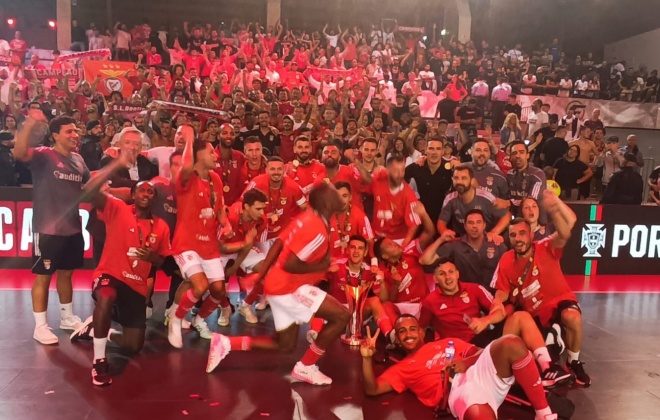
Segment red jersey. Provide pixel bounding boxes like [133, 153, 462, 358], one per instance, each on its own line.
[329, 205, 374, 261]
[239, 160, 266, 189]
[74, 94, 93, 122]
[245, 174, 306, 240]
[419, 283, 494, 343]
[279, 102, 295, 116]
[214, 148, 247, 206]
[326, 260, 381, 304]
[285, 160, 325, 195]
[372, 171, 421, 240]
[492, 239, 577, 326]
[315, 164, 364, 211]
[172, 171, 225, 259]
[263, 210, 331, 296]
[379, 339, 476, 407]
[279, 129, 302, 163]
[221, 201, 268, 244]
[95, 197, 171, 296]
[381, 240, 429, 303]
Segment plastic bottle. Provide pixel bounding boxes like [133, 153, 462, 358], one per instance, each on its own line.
[445, 340, 455, 364]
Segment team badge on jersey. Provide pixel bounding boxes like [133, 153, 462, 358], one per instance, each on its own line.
[486, 176, 493, 186]
[486, 247, 495, 259]
[460, 291, 470, 304]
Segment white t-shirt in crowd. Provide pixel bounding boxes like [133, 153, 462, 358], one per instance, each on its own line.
[144, 146, 175, 178]
[116, 30, 131, 49]
[325, 34, 339, 48]
[527, 111, 548, 137]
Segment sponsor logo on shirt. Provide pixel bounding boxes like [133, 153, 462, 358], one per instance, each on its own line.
[53, 171, 83, 183]
[122, 271, 144, 282]
[196, 234, 211, 242]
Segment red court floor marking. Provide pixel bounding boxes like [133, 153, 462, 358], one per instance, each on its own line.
[1, 270, 659, 294]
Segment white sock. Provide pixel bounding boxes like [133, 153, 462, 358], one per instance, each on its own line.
[567, 350, 580, 363]
[33, 311, 47, 328]
[60, 302, 73, 320]
[533, 347, 552, 371]
[169, 303, 179, 319]
[93, 337, 108, 361]
[535, 407, 552, 417]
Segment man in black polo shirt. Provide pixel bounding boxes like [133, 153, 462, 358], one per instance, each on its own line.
[421, 209, 507, 291]
[247, 110, 280, 156]
[503, 93, 522, 119]
[540, 125, 569, 168]
[404, 137, 452, 225]
[456, 98, 483, 138]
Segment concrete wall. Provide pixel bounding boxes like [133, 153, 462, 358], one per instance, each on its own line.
[605, 28, 660, 71]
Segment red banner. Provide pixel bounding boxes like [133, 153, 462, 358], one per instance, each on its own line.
[83, 60, 135, 99]
[109, 102, 147, 117]
[396, 25, 425, 33]
[151, 101, 231, 122]
[60, 49, 111, 61]
[24, 68, 82, 80]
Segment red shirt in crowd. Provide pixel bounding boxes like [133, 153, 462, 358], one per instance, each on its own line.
[314, 164, 365, 211]
[492, 238, 578, 326]
[263, 210, 331, 296]
[214, 148, 247, 206]
[285, 160, 325, 195]
[278, 128, 302, 163]
[419, 282, 494, 343]
[172, 171, 225, 259]
[328, 205, 374, 261]
[372, 170, 421, 240]
[95, 197, 171, 297]
[326, 260, 381, 304]
[381, 239, 429, 303]
[221, 201, 268, 244]
[239, 160, 267, 189]
[245, 174, 306, 240]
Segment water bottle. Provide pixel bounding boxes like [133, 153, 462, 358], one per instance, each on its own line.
[445, 340, 455, 364]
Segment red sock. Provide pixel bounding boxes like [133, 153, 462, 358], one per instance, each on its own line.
[220, 296, 231, 308]
[244, 283, 263, 305]
[377, 316, 393, 335]
[228, 336, 253, 351]
[512, 351, 549, 411]
[300, 342, 325, 366]
[197, 295, 221, 319]
[309, 317, 324, 333]
[175, 290, 199, 319]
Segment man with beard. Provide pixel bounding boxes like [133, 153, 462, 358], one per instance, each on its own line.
[214, 123, 246, 206]
[365, 116, 391, 166]
[438, 166, 510, 242]
[317, 140, 371, 211]
[143, 124, 187, 179]
[525, 99, 549, 141]
[80, 120, 104, 171]
[506, 141, 547, 216]
[491, 190, 590, 387]
[371, 155, 421, 247]
[285, 136, 325, 195]
[329, 182, 374, 261]
[279, 115, 303, 163]
[464, 137, 509, 200]
[421, 209, 507, 291]
[247, 110, 280, 156]
[68, 78, 100, 123]
[151, 118, 175, 148]
[405, 137, 453, 225]
[357, 137, 381, 217]
[361, 316, 560, 420]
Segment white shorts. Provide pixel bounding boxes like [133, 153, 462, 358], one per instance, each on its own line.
[448, 343, 515, 420]
[174, 251, 225, 283]
[394, 302, 421, 318]
[258, 238, 277, 255]
[220, 246, 265, 274]
[267, 284, 327, 331]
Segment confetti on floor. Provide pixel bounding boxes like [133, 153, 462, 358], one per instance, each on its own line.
[260, 413, 270, 417]
[189, 394, 199, 398]
[44, 391, 54, 395]
[209, 402, 219, 407]
[181, 410, 189, 416]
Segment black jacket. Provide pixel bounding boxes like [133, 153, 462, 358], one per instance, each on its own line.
[80, 135, 103, 171]
[0, 145, 18, 186]
[600, 167, 643, 205]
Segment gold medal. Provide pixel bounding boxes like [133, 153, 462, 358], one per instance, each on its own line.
[292, 159, 300, 168]
[223, 185, 230, 193]
[271, 214, 279, 223]
[513, 288, 519, 297]
[444, 162, 451, 170]
[323, 177, 330, 183]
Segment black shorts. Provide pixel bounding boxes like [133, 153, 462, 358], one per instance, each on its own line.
[536, 299, 582, 329]
[32, 232, 84, 275]
[92, 274, 146, 329]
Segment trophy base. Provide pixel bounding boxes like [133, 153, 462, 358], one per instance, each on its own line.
[341, 334, 362, 346]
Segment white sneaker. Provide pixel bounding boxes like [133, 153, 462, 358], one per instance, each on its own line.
[146, 306, 153, 320]
[60, 315, 83, 331]
[192, 316, 212, 339]
[291, 362, 332, 385]
[206, 333, 231, 373]
[167, 316, 183, 349]
[255, 296, 269, 311]
[33, 324, 59, 345]
[306, 329, 318, 344]
[182, 319, 192, 329]
[534, 414, 558, 420]
[238, 301, 258, 324]
[217, 306, 232, 327]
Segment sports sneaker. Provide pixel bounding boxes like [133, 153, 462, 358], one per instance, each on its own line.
[70, 316, 94, 343]
[167, 316, 183, 349]
[541, 363, 574, 388]
[206, 333, 231, 373]
[306, 329, 318, 344]
[91, 358, 112, 386]
[255, 296, 269, 311]
[192, 316, 212, 339]
[534, 413, 557, 420]
[291, 362, 332, 385]
[567, 360, 591, 387]
[238, 301, 258, 324]
[60, 315, 83, 331]
[33, 324, 59, 345]
[182, 319, 192, 329]
[217, 305, 232, 327]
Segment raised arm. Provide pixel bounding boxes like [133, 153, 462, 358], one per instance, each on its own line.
[543, 189, 577, 249]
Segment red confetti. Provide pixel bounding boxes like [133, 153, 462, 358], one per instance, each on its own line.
[209, 402, 219, 407]
[381, 402, 390, 406]
[343, 396, 352, 400]
[189, 394, 200, 398]
[260, 413, 270, 417]
[181, 410, 189, 416]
